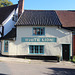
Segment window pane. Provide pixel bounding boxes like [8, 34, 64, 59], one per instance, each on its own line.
[29, 45, 44, 54]
[33, 27, 45, 35]
[4, 40, 8, 52]
[33, 28, 37, 35]
[40, 46, 43, 53]
[30, 46, 34, 53]
[41, 28, 44, 35]
[33, 30, 35, 35]
[35, 46, 38, 53]
[30, 49, 33, 53]
[37, 28, 40, 35]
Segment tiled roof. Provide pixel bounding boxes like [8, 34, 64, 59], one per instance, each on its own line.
[56, 11, 75, 27]
[15, 10, 62, 26]
[0, 4, 18, 25]
[0, 28, 16, 40]
[15, 10, 75, 27]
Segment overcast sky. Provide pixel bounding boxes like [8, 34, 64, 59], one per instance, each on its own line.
[10, 0, 75, 10]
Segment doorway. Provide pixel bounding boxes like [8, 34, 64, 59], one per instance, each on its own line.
[62, 44, 70, 61]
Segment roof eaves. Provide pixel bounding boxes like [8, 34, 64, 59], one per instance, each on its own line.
[15, 24, 62, 26]
[15, 11, 24, 26]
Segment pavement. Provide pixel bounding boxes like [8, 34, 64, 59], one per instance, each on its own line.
[0, 56, 74, 65]
[0, 56, 31, 63]
[0, 56, 75, 75]
[0, 56, 74, 64]
[0, 56, 75, 67]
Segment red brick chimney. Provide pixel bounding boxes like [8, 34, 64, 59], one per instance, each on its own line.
[18, 0, 24, 18]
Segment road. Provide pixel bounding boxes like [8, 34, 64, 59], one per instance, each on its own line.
[0, 61, 75, 75]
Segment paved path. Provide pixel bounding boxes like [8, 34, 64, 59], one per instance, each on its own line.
[0, 56, 30, 63]
[0, 57, 75, 75]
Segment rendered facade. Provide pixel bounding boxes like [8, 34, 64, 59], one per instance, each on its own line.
[0, 0, 75, 61]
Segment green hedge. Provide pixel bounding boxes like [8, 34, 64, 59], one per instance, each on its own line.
[72, 56, 75, 63]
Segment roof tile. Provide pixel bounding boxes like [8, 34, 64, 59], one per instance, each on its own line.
[15, 10, 62, 26]
[56, 11, 75, 27]
[0, 4, 18, 25]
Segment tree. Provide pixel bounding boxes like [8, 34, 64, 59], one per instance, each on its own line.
[0, 0, 13, 7]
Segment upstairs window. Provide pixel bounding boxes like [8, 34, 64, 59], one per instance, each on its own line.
[33, 27, 45, 35]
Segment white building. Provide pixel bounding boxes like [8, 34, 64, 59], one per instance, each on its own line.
[1, 10, 72, 61]
[0, 0, 74, 61]
[0, 4, 18, 53]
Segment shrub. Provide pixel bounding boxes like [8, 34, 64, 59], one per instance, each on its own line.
[72, 56, 75, 63]
[73, 56, 75, 59]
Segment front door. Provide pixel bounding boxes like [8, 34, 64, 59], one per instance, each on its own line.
[62, 44, 70, 61]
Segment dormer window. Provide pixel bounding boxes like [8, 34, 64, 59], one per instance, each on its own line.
[33, 27, 45, 35]
[12, 15, 18, 22]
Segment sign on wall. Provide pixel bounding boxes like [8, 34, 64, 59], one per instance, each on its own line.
[21, 37, 57, 42]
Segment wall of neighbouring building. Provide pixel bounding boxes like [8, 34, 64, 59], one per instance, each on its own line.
[1, 40, 9, 55]
[0, 41, 1, 53]
[73, 35, 75, 55]
[3, 8, 18, 36]
[0, 7, 18, 55]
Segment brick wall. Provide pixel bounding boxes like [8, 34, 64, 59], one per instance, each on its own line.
[73, 35, 75, 55]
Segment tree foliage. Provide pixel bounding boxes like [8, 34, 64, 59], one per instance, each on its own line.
[0, 0, 13, 7]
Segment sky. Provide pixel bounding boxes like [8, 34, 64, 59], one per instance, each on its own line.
[10, 0, 75, 10]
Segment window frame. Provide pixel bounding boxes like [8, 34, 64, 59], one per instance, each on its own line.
[29, 45, 44, 54]
[33, 27, 45, 36]
[4, 40, 8, 52]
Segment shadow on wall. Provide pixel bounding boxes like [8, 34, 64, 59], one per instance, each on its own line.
[46, 28, 70, 38]
[43, 68, 75, 75]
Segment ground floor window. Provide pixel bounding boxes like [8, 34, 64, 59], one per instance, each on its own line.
[29, 45, 44, 54]
[4, 40, 8, 52]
